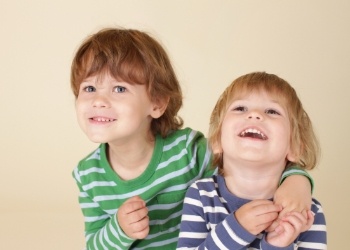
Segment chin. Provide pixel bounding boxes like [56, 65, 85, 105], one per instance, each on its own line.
[86, 134, 109, 144]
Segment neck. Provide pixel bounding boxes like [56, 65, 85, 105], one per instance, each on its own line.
[223, 161, 285, 200]
[107, 134, 155, 180]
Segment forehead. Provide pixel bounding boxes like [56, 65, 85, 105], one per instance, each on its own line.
[229, 89, 287, 106]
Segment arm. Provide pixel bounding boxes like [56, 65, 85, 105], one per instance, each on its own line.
[73, 169, 135, 249]
[275, 166, 313, 217]
[267, 166, 313, 233]
[177, 183, 257, 250]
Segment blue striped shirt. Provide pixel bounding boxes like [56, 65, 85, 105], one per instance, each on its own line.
[177, 175, 326, 250]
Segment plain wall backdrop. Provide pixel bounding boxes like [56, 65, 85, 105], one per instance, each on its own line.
[1, 0, 349, 249]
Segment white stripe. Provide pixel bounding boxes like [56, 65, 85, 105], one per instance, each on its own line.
[108, 220, 129, 247]
[85, 214, 109, 222]
[186, 130, 198, 148]
[309, 224, 327, 231]
[296, 241, 327, 249]
[85, 232, 93, 241]
[80, 167, 105, 176]
[98, 227, 108, 250]
[315, 203, 324, 213]
[203, 205, 229, 214]
[199, 189, 219, 198]
[104, 208, 117, 214]
[142, 223, 180, 240]
[184, 197, 203, 207]
[79, 192, 88, 197]
[149, 210, 182, 225]
[196, 178, 214, 183]
[157, 148, 187, 170]
[211, 229, 229, 250]
[83, 181, 116, 191]
[179, 231, 207, 239]
[86, 148, 100, 161]
[181, 214, 205, 222]
[223, 220, 249, 245]
[73, 167, 81, 183]
[147, 199, 182, 210]
[80, 202, 99, 208]
[163, 134, 187, 151]
[103, 228, 121, 250]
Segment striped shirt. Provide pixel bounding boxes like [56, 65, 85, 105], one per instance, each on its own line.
[177, 175, 326, 250]
[72, 128, 214, 249]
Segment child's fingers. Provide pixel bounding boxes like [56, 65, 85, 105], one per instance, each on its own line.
[301, 210, 315, 232]
[265, 219, 280, 232]
[130, 215, 150, 239]
[281, 212, 306, 233]
[122, 196, 146, 214]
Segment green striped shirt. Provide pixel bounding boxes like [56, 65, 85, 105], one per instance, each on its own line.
[73, 128, 214, 249]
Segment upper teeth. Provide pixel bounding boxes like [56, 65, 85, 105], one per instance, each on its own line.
[240, 128, 266, 139]
[95, 118, 113, 122]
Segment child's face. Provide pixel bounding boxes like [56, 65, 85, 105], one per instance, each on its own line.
[220, 90, 295, 168]
[75, 73, 161, 144]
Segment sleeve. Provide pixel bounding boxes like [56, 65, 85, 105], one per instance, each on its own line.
[73, 168, 135, 250]
[294, 199, 327, 249]
[260, 235, 294, 250]
[188, 129, 216, 180]
[176, 183, 256, 250]
[279, 166, 314, 193]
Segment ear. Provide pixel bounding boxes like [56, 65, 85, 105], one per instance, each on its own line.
[211, 140, 223, 154]
[150, 97, 169, 119]
[286, 146, 298, 163]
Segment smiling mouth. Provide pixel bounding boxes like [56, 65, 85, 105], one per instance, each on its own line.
[239, 128, 267, 140]
[90, 117, 116, 122]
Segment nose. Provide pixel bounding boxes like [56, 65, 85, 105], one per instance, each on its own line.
[247, 110, 263, 120]
[92, 94, 110, 108]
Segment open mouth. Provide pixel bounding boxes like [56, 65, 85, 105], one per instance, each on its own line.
[239, 128, 267, 140]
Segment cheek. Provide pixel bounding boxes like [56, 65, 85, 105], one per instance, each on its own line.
[75, 100, 87, 122]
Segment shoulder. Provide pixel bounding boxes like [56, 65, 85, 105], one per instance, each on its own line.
[165, 127, 206, 142]
[72, 144, 106, 181]
[162, 128, 208, 152]
[190, 176, 217, 190]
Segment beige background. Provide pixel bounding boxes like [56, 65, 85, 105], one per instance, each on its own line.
[1, 0, 349, 249]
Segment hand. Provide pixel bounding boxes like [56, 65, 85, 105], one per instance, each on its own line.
[117, 196, 149, 239]
[266, 210, 314, 247]
[235, 200, 282, 235]
[268, 175, 312, 232]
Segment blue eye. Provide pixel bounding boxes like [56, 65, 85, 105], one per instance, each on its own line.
[114, 86, 126, 93]
[233, 106, 247, 112]
[266, 109, 280, 115]
[84, 86, 96, 92]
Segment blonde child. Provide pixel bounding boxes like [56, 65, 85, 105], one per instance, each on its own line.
[177, 72, 326, 249]
[71, 29, 315, 249]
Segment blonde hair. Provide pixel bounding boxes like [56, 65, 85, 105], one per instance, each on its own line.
[71, 28, 183, 137]
[209, 72, 320, 174]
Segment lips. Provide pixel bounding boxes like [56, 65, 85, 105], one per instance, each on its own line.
[90, 117, 116, 122]
[239, 128, 267, 140]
